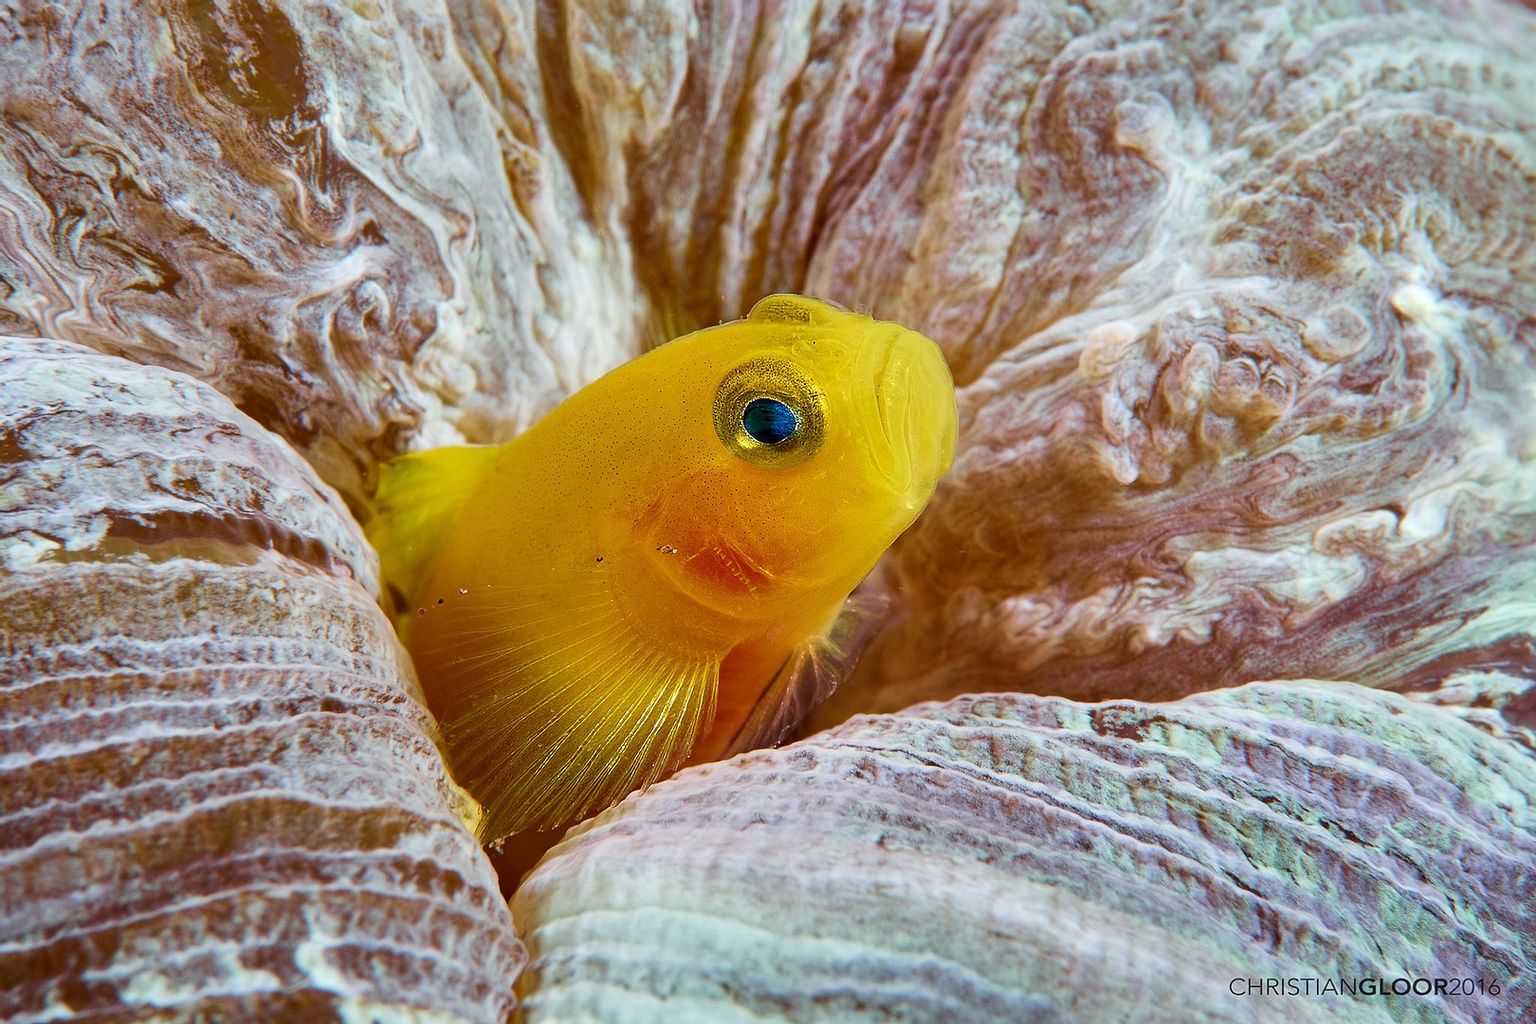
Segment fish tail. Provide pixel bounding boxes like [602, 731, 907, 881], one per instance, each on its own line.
[365, 444, 499, 609]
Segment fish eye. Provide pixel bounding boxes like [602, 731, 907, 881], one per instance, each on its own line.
[713, 358, 825, 467]
[741, 398, 798, 445]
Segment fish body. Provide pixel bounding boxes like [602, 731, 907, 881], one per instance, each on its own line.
[367, 294, 956, 841]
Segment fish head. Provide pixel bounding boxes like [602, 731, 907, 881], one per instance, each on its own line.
[635, 294, 957, 627]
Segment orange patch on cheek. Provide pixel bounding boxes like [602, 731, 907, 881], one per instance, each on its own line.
[678, 537, 776, 594]
[638, 488, 784, 596]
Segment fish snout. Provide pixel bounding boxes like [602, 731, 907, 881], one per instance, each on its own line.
[869, 326, 957, 503]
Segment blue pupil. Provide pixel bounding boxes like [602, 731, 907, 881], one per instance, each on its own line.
[741, 398, 798, 445]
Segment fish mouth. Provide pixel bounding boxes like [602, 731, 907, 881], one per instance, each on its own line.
[868, 326, 956, 503]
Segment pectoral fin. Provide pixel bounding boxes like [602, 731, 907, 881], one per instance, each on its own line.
[417, 573, 720, 842]
[711, 592, 891, 759]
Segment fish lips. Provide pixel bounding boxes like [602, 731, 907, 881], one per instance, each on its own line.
[866, 328, 957, 505]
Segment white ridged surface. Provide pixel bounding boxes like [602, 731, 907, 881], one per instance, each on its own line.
[0, 337, 522, 1022]
[516, 682, 1536, 1024]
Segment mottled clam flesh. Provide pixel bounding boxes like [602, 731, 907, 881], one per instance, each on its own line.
[1, 0, 1533, 1022]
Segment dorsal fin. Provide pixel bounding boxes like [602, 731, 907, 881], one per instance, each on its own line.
[365, 445, 500, 609]
[415, 570, 721, 840]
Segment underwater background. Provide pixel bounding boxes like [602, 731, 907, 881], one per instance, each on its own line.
[1, 1, 1534, 1022]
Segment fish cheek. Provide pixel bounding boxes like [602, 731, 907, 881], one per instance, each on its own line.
[633, 471, 779, 602]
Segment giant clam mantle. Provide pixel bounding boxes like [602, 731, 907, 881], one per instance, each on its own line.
[1, 3, 1534, 1024]
[0, 341, 523, 1019]
[518, 684, 1535, 1023]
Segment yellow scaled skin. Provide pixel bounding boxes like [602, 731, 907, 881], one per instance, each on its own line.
[367, 295, 956, 841]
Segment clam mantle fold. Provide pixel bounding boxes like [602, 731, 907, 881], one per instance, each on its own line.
[1, 0, 1535, 1021]
[515, 683, 1536, 1023]
[0, 340, 523, 1021]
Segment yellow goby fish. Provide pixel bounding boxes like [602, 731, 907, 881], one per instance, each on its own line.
[366, 294, 956, 842]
